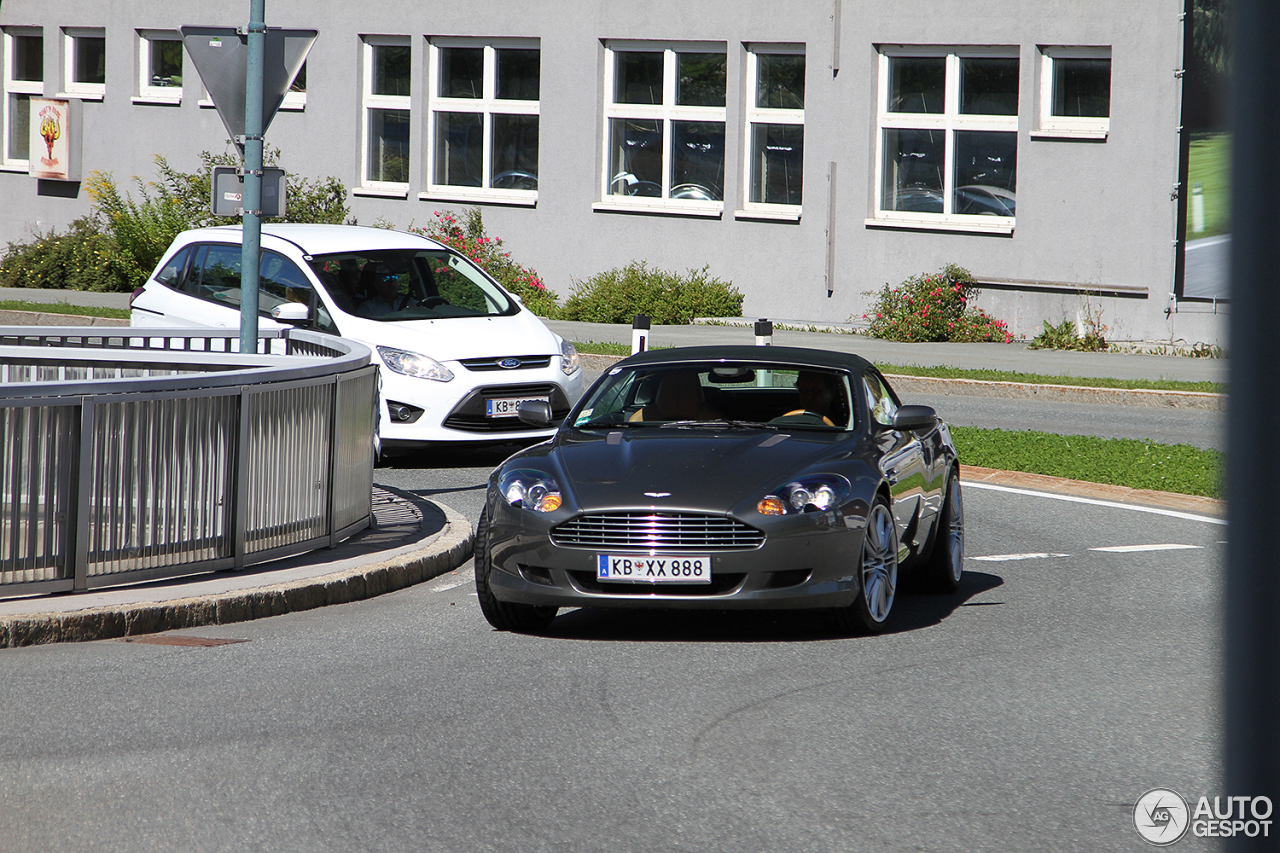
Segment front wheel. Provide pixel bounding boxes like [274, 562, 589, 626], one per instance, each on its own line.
[922, 473, 965, 593]
[474, 506, 558, 633]
[832, 496, 899, 634]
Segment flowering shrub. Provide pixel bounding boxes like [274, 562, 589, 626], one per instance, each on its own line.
[559, 261, 743, 325]
[862, 264, 1013, 343]
[411, 209, 559, 317]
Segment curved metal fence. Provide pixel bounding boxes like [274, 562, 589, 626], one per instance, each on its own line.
[0, 327, 377, 597]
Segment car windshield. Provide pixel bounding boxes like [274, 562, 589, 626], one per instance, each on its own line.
[307, 249, 518, 321]
[573, 362, 855, 430]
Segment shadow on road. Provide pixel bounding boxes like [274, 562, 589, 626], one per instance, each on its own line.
[530, 571, 1005, 643]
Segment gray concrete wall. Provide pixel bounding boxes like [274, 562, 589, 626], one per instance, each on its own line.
[0, 0, 1222, 346]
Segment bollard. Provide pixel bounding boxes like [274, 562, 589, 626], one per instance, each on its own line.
[631, 313, 650, 354]
[754, 318, 773, 346]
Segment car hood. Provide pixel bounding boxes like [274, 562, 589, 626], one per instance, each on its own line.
[338, 310, 561, 361]
[547, 427, 850, 511]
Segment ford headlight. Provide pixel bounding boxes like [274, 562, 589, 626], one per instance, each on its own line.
[376, 346, 454, 382]
[498, 469, 563, 513]
[757, 475, 849, 516]
[560, 338, 580, 375]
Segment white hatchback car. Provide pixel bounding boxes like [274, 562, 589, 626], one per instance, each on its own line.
[130, 223, 584, 453]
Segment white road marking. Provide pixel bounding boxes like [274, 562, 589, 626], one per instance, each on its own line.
[963, 482, 1227, 526]
[971, 553, 1070, 562]
[1090, 543, 1204, 553]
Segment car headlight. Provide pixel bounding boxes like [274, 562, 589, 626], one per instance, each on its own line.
[498, 468, 563, 513]
[757, 475, 850, 516]
[376, 346, 454, 382]
[560, 338, 580, 375]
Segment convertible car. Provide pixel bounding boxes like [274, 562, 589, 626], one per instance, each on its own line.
[475, 345, 964, 634]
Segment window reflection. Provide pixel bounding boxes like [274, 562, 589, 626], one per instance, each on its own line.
[882, 128, 944, 212]
[750, 123, 803, 205]
[434, 111, 482, 187]
[1053, 57, 1110, 117]
[888, 57, 944, 113]
[496, 48, 539, 100]
[610, 118, 662, 196]
[368, 108, 410, 183]
[373, 45, 410, 97]
[492, 114, 539, 189]
[960, 57, 1019, 115]
[440, 47, 482, 98]
[615, 51, 662, 105]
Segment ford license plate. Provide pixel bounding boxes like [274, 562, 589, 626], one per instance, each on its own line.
[486, 395, 549, 417]
[597, 555, 712, 584]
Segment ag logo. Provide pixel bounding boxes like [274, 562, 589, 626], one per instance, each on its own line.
[1135, 788, 1191, 845]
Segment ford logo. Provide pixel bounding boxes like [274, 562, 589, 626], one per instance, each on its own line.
[498, 358, 522, 369]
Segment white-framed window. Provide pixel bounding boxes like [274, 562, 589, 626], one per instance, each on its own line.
[740, 44, 805, 219]
[281, 60, 306, 110]
[62, 27, 105, 100]
[360, 36, 411, 193]
[872, 46, 1019, 232]
[599, 41, 727, 214]
[424, 38, 539, 202]
[134, 30, 182, 104]
[2, 27, 42, 169]
[199, 62, 305, 110]
[1034, 46, 1110, 139]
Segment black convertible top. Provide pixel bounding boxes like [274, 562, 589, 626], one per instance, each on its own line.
[611, 344, 877, 375]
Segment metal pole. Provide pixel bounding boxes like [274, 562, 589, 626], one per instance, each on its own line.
[1227, 0, 1280, 846]
[239, 0, 266, 355]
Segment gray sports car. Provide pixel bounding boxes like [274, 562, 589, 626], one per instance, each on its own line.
[475, 345, 964, 634]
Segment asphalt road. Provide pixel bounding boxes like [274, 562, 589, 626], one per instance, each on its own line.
[0, 375, 1226, 851]
[0, 483, 1223, 852]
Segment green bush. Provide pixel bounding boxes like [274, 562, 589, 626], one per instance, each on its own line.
[559, 261, 743, 325]
[0, 151, 349, 293]
[410, 208, 558, 317]
[862, 263, 1013, 343]
[0, 217, 134, 292]
[1027, 318, 1109, 352]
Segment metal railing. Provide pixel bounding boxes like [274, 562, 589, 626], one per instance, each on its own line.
[0, 327, 377, 597]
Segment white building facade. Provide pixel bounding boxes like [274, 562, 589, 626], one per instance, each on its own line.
[0, 0, 1223, 344]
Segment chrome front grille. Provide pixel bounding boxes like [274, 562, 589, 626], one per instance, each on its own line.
[459, 355, 552, 372]
[551, 512, 764, 552]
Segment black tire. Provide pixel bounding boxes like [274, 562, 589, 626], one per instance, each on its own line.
[922, 471, 965, 593]
[474, 506, 558, 633]
[831, 495, 899, 634]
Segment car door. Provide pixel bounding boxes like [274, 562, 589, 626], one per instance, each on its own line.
[863, 371, 927, 552]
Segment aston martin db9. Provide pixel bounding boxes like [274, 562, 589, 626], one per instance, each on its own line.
[475, 345, 964, 634]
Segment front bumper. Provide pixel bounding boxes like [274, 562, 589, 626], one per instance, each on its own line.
[379, 360, 584, 446]
[486, 500, 870, 611]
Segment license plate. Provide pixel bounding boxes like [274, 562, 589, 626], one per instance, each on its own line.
[486, 395, 549, 417]
[596, 555, 712, 584]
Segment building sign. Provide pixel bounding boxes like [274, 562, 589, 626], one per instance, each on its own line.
[28, 98, 80, 181]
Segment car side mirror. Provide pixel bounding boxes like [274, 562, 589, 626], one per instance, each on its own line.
[272, 302, 311, 327]
[891, 405, 938, 432]
[517, 399, 555, 427]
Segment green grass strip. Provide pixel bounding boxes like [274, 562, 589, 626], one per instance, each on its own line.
[951, 426, 1221, 498]
[0, 300, 131, 320]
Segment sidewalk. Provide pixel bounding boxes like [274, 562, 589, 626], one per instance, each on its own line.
[0, 487, 472, 648]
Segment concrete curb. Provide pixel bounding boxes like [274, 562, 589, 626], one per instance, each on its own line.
[0, 501, 475, 649]
[579, 352, 1223, 410]
[887, 374, 1223, 410]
